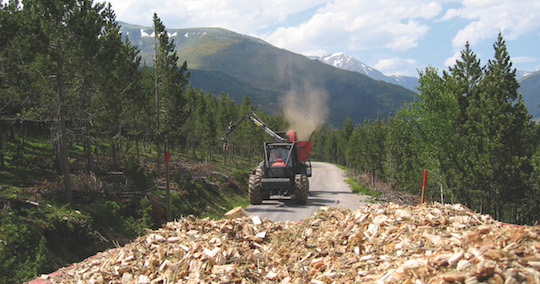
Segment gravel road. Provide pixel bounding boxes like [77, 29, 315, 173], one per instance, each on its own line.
[244, 162, 370, 222]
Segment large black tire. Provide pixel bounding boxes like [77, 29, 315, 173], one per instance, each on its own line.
[249, 167, 263, 205]
[294, 174, 309, 205]
[303, 174, 310, 193]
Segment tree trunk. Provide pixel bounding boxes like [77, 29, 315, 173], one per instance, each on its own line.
[116, 142, 122, 164]
[0, 123, 4, 169]
[112, 141, 118, 167]
[370, 165, 376, 187]
[57, 63, 72, 203]
[156, 139, 161, 175]
[486, 184, 493, 218]
[190, 140, 196, 159]
[85, 121, 93, 173]
[58, 121, 72, 202]
[15, 122, 25, 164]
[155, 48, 161, 175]
[440, 183, 444, 204]
[165, 141, 171, 221]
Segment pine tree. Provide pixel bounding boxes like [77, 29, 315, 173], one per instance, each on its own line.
[346, 123, 364, 171]
[152, 13, 189, 171]
[523, 125, 540, 223]
[235, 95, 261, 158]
[201, 93, 218, 161]
[343, 117, 354, 142]
[217, 94, 237, 134]
[322, 129, 339, 163]
[445, 42, 484, 129]
[162, 59, 189, 146]
[365, 115, 387, 186]
[182, 86, 199, 155]
[16, 0, 109, 202]
[139, 63, 156, 152]
[92, 3, 141, 168]
[464, 33, 534, 220]
[443, 43, 485, 208]
[216, 93, 238, 163]
[0, 1, 21, 169]
[309, 126, 328, 161]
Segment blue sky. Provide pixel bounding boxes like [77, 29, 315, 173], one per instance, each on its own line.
[104, 0, 540, 77]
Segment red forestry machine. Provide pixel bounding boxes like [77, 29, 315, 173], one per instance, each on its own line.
[222, 112, 312, 205]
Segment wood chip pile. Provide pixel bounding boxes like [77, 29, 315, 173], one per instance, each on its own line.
[41, 203, 539, 283]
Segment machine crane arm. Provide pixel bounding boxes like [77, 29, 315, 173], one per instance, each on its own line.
[221, 111, 286, 144]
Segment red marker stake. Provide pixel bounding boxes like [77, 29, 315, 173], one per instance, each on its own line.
[421, 170, 428, 203]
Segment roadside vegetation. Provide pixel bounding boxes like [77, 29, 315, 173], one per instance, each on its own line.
[311, 36, 539, 226]
[335, 164, 381, 201]
[345, 176, 380, 198]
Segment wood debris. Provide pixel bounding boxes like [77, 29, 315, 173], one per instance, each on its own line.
[224, 206, 249, 219]
[42, 203, 539, 283]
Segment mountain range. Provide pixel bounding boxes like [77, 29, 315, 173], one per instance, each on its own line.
[518, 70, 540, 122]
[120, 23, 415, 126]
[310, 53, 419, 91]
[313, 53, 539, 122]
[119, 23, 539, 124]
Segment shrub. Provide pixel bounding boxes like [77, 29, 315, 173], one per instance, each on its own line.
[124, 157, 154, 192]
[0, 210, 51, 283]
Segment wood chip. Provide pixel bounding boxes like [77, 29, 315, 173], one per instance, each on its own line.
[224, 206, 248, 219]
[44, 203, 540, 283]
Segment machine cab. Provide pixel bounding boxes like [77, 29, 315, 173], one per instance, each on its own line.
[268, 146, 292, 167]
[264, 142, 296, 178]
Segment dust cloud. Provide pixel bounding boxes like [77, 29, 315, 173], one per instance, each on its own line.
[280, 82, 329, 141]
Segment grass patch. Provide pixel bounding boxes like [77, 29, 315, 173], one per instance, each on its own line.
[1, 137, 57, 186]
[202, 197, 250, 220]
[335, 164, 382, 201]
[345, 177, 381, 199]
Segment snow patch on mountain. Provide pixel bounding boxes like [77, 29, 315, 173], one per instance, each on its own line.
[140, 29, 154, 38]
[311, 53, 419, 91]
[140, 29, 179, 38]
[516, 70, 535, 80]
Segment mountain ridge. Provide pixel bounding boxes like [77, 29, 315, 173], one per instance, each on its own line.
[313, 51, 539, 121]
[518, 70, 540, 121]
[119, 22, 416, 125]
[310, 53, 419, 91]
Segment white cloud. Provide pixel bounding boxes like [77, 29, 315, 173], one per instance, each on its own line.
[443, 0, 540, 50]
[513, 56, 538, 64]
[105, 0, 327, 33]
[263, 0, 442, 54]
[103, 0, 540, 74]
[444, 51, 461, 68]
[374, 57, 418, 76]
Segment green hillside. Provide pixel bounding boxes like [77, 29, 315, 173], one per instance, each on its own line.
[519, 71, 540, 121]
[120, 23, 415, 125]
